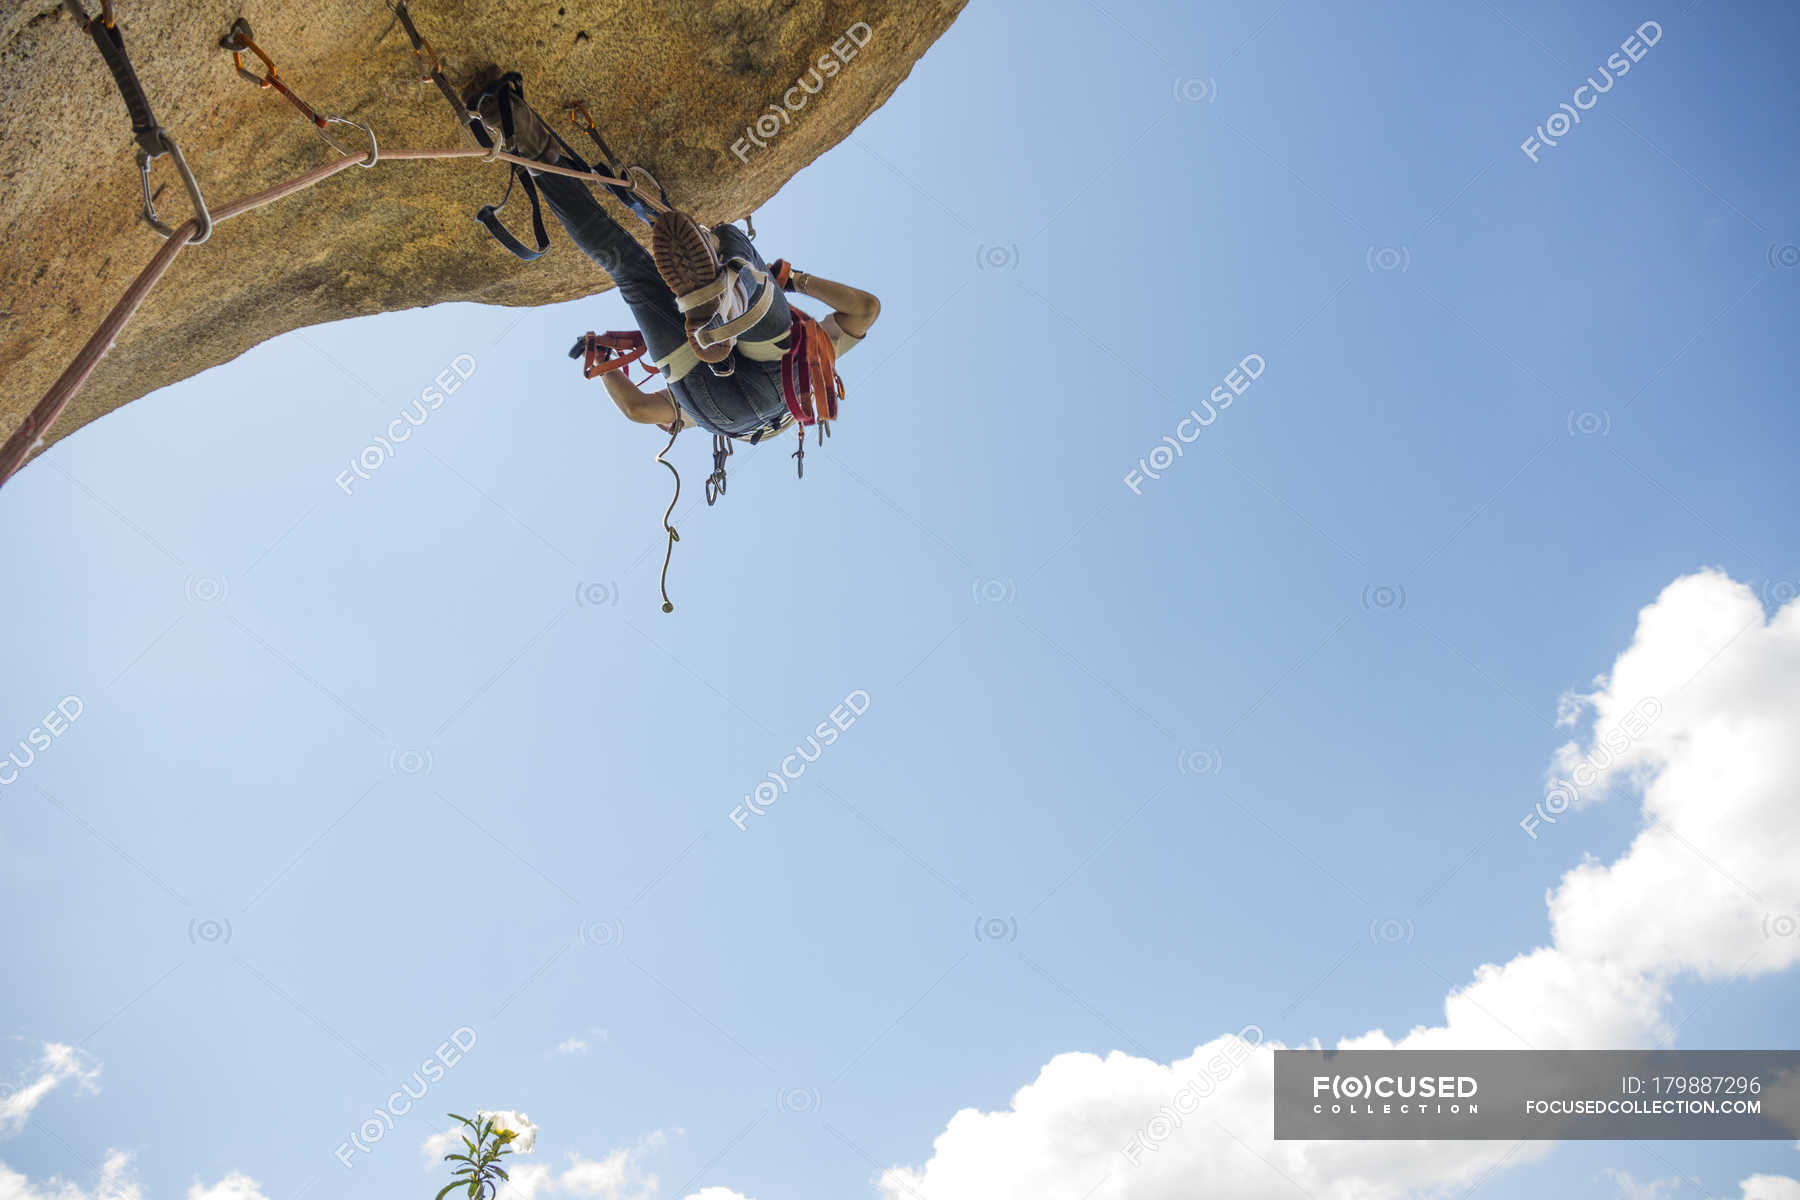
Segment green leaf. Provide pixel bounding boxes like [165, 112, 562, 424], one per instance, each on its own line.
[448, 1112, 471, 1124]
[435, 1184, 462, 1200]
[467, 1180, 479, 1199]
[491, 1167, 509, 1181]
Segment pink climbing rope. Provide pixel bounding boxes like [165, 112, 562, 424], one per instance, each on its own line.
[0, 146, 664, 488]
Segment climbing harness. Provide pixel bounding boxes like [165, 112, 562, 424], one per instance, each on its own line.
[63, 0, 212, 242]
[219, 18, 377, 163]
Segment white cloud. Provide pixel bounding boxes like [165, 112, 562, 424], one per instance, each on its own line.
[879, 571, 1800, 1200]
[1, 1044, 101, 1135]
[1603, 1168, 1691, 1199]
[547, 1148, 652, 1200]
[422, 1126, 687, 1200]
[0, 1151, 139, 1200]
[557, 1039, 590, 1056]
[183, 1175, 269, 1200]
[422, 1123, 465, 1164]
[497, 1163, 555, 1200]
[0, 1153, 265, 1200]
[1739, 1176, 1800, 1200]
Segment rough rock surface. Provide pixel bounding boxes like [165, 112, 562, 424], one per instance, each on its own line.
[0, 0, 962, 462]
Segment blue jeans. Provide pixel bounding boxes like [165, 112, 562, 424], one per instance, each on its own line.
[532, 166, 793, 438]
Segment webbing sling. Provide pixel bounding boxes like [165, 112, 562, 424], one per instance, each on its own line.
[465, 73, 552, 260]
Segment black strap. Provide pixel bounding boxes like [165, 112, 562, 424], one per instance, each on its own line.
[466, 73, 552, 260]
[391, 4, 547, 258]
[391, 5, 654, 260]
[72, 3, 166, 158]
[475, 166, 550, 261]
[390, 2, 475, 137]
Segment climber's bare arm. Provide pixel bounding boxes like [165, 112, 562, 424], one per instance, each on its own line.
[600, 371, 679, 425]
[794, 271, 881, 338]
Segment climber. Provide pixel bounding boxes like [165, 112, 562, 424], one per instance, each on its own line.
[468, 74, 880, 444]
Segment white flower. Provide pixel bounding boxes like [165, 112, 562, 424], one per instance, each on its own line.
[478, 1109, 538, 1154]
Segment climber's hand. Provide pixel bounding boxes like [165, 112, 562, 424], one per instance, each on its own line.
[770, 259, 802, 292]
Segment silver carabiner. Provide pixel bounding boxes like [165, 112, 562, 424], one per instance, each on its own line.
[138, 131, 213, 243]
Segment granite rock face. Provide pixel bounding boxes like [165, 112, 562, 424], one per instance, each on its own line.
[0, 0, 962, 461]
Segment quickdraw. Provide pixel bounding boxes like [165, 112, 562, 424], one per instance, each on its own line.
[387, 0, 470, 136]
[567, 102, 671, 224]
[219, 18, 377, 164]
[65, 0, 212, 242]
[706, 435, 732, 505]
[391, 1, 669, 258]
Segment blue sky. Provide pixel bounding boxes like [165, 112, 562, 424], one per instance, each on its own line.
[3, 1, 1798, 1199]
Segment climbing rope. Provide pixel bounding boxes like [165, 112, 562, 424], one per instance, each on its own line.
[62, 0, 212, 242]
[653, 417, 685, 614]
[0, 144, 669, 489]
[5, 1, 811, 619]
[1, 0, 681, 490]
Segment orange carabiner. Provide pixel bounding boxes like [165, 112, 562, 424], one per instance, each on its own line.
[220, 18, 327, 130]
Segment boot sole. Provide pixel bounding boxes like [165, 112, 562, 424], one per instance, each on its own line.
[652, 211, 732, 363]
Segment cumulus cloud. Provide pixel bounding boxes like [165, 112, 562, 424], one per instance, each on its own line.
[422, 1126, 702, 1200]
[0, 1150, 139, 1200]
[1603, 1169, 1692, 1199]
[0, 1043, 101, 1135]
[541, 1148, 653, 1200]
[880, 571, 1800, 1200]
[421, 1123, 464, 1164]
[0, 1153, 267, 1200]
[557, 1039, 590, 1056]
[480, 1131, 742, 1200]
[183, 1175, 269, 1200]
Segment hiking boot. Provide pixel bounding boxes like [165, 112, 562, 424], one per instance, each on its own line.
[465, 69, 558, 163]
[653, 209, 732, 364]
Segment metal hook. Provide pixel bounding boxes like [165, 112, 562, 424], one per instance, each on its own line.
[138, 133, 213, 243]
[325, 115, 379, 166]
